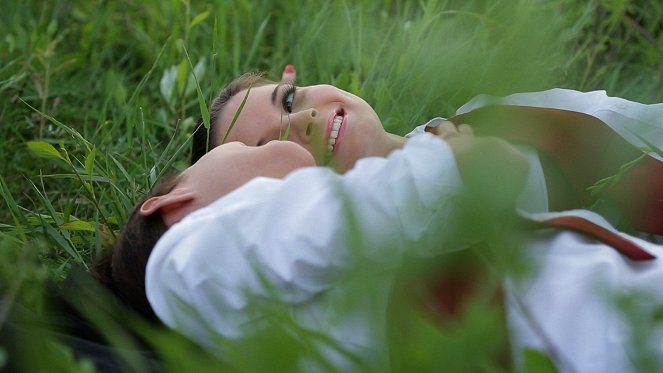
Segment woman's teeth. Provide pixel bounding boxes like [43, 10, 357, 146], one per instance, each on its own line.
[327, 115, 343, 153]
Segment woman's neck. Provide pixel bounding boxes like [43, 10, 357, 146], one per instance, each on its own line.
[384, 132, 408, 154]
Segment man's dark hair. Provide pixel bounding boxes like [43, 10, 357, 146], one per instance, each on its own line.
[92, 174, 182, 321]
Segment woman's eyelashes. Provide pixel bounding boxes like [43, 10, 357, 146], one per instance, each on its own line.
[281, 84, 296, 113]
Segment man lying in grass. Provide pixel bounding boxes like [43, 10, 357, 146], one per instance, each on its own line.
[183, 70, 663, 372]
[107, 121, 529, 371]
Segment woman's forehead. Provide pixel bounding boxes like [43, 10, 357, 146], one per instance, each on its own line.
[218, 84, 279, 130]
[231, 83, 279, 108]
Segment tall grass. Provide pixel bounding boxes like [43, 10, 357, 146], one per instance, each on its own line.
[1, 0, 662, 371]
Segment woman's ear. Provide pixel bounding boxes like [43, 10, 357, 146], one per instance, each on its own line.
[140, 188, 196, 226]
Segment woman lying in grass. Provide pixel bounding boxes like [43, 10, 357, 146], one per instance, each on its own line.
[108, 70, 663, 371]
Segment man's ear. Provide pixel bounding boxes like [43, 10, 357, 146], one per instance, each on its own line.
[140, 188, 195, 226]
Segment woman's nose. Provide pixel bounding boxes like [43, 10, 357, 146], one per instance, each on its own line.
[285, 108, 318, 144]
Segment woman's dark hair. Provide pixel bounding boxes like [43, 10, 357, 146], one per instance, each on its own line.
[191, 72, 275, 164]
[92, 174, 182, 322]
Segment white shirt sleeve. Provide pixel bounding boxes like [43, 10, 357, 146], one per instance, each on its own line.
[145, 133, 465, 351]
[506, 212, 663, 373]
[456, 88, 663, 161]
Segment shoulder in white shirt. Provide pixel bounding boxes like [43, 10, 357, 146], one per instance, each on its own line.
[146, 133, 466, 369]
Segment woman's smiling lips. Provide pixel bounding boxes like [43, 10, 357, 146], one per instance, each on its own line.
[326, 109, 346, 157]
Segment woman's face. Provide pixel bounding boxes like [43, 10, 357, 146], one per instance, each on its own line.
[183, 140, 315, 208]
[216, 84, 393, 173]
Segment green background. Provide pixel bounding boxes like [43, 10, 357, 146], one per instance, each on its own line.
[1, 0, 662, 371]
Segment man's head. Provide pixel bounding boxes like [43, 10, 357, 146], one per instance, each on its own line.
[144, 139, 315, 227]
[106, 139, 315, 319]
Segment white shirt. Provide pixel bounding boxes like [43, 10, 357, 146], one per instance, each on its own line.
[147, 88, 663, 372]
[146, 134, 466, 370]
[457, 89, 663, 372]
[506, 212, 663, 372]
[458, 88, 663, 161]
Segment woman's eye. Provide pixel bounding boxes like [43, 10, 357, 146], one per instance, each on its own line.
[282, 85, 296, 113]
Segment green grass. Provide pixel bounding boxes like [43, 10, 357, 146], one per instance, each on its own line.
[1, 0, 662, 371]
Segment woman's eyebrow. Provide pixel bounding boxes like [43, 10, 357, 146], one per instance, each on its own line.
[271, 83, 284, 106]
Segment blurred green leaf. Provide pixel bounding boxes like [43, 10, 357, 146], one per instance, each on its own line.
[181, 41, 210, 130]
[176, 59, 188, 94]
[26, 141, 65, 161]
[59, 220, 96, 232]
[523, 348, 558, 373]
[186, 58, 206, 96]
[189, 9, 210, 30]
[84, 147, 96, 177]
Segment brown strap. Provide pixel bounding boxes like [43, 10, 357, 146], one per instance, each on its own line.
[542, 216, 656, 261]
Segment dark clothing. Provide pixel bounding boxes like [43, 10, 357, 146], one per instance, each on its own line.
[0, 268, 161, 372]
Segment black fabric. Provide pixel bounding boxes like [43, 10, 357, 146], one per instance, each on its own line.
[0, 268, 162, 372]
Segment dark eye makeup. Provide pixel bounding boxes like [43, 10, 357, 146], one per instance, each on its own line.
[281, 84, 296, 113]
[256, 84, 296, 146]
